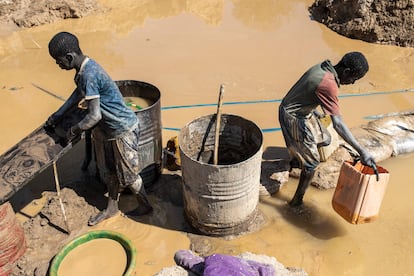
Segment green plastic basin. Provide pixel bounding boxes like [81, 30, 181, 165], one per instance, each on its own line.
[49, 230, 136, 276]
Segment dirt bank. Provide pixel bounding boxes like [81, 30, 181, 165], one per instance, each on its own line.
[309, 0, 414, 47]
[0, 0, 102, 29]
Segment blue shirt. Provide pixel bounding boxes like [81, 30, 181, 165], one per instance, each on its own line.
[75, 58, 138, 139]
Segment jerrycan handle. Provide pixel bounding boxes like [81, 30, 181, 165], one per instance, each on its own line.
[352, 157, 379, 181]
[371, 162, 379, 181]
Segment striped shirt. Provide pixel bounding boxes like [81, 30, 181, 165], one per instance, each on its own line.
[281, 60, 340, 117]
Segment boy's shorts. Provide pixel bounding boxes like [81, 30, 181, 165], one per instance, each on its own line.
[278, 106, 321, 171]
[93, 123, 140, 188]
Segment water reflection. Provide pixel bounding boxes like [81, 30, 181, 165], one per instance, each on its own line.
[79, 0, 224, 35]
[71, 0, 307, 36]
[188, 0, 225, 25]
[262, 194, 347, 240]
[231, 0, 297, 30]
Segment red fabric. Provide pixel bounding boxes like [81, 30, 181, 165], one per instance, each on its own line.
[0, 203, 26, 275]
[316, 72, 340, 115]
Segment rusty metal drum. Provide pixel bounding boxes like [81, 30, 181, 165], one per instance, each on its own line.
[179, 114, 263, 236]
[116, 80, 162, 188]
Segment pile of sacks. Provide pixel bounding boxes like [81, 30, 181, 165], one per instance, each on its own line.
[155, 250, 307, 276]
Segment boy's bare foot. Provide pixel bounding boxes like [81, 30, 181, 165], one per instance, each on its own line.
[88, 198, 120, 226]
[289, 198, 303, 207]
[88, 208, 120, 226]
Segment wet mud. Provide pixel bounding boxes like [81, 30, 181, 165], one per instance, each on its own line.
[310, 0, 414, 47]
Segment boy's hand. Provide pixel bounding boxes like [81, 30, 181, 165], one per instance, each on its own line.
[359, 150, 375, 168]
[45, 113, 61, 128]
[66, 124, 82, 143]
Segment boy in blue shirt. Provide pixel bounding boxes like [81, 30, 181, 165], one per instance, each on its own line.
[46, 31, 152, 225]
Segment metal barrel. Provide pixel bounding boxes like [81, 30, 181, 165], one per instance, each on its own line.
[116, 80, 162, 188]
[179, 114, 263, 236]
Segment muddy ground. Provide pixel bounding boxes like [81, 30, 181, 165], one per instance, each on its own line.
[9, 165, 182, 275]
[9, 141, 292, 275]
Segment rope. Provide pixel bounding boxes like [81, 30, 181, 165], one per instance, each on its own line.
[161, 88, 414, 111]
[161, 87, 414, 133]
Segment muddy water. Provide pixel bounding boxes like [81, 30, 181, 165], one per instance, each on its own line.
[124, 96, 153, 110]
[1, 0, 414, 275]
[58, 238, 127, 276]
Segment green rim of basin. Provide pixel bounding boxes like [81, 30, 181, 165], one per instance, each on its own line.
[49, 230, 136, 276]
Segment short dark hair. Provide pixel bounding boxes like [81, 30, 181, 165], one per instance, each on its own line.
[339, 52, 369, 78]
[48, 32, 82, 59]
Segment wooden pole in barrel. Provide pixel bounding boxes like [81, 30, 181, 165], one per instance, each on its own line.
[214, 84, 225, 165]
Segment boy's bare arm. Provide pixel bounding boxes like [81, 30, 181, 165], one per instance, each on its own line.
[331, 114, 375, 166]
[66, 98, 101, 142]
[78, 98, 102, 130]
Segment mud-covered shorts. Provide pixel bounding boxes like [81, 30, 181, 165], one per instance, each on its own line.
[278, 105, 323, 171]
[92, 123, 140, 192]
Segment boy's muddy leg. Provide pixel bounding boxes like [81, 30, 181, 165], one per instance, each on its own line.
[81, 130, 92, 171]
[127, 176, 153, 216]
[88, 177, 120, 226]
[289, 169, 315, 207]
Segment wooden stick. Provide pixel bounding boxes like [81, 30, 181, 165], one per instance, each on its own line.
[52, 161, 70, 234]
[214, 84, 225, 165]
[31, 39, 42, 49]
[31, 83, 66, 102]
